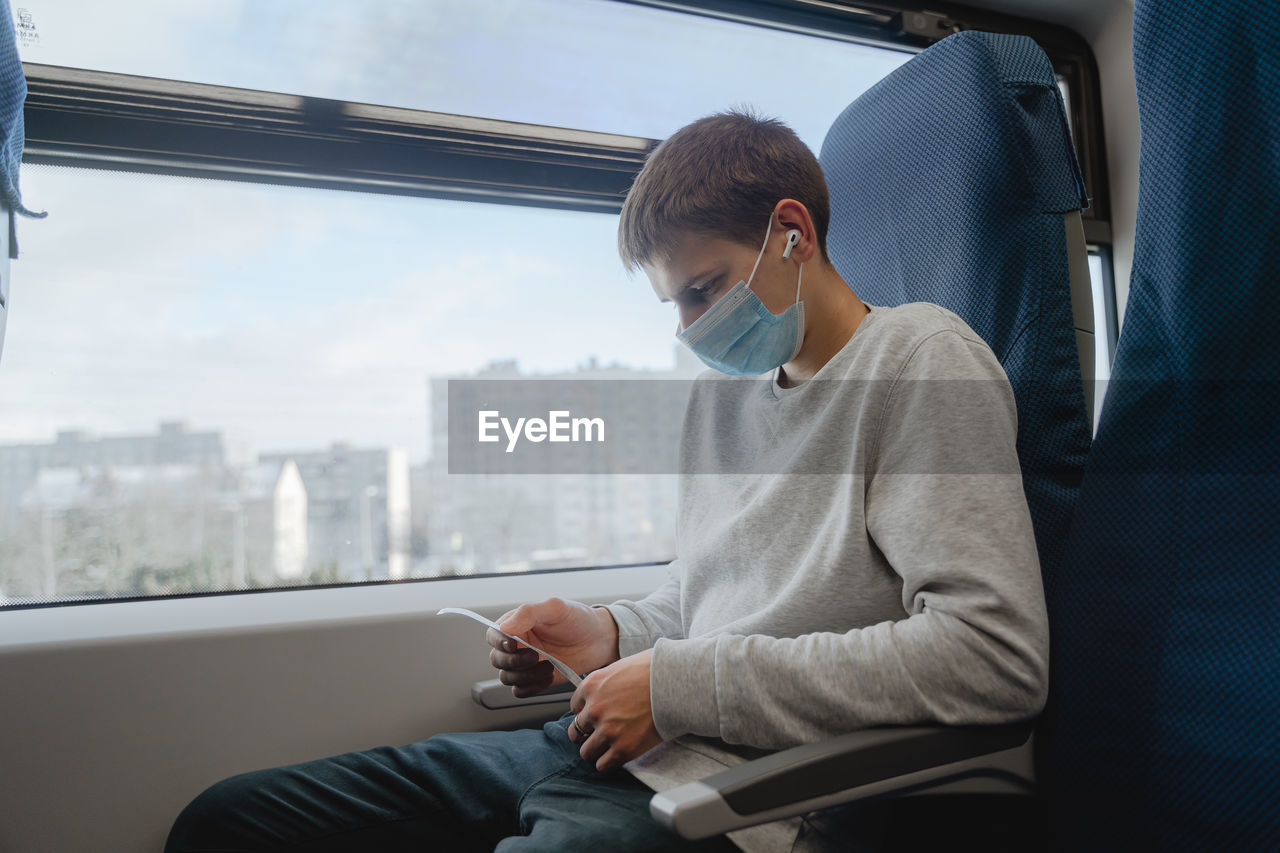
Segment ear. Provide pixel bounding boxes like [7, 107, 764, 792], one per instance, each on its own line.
[772, 199, 818, 264]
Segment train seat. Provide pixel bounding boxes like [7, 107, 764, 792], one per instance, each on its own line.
[1046, 0, 1280, 847]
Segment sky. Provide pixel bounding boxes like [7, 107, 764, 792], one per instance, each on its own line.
[0, 0, 910, 464]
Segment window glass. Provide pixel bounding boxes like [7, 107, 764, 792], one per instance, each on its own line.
[13, 0, 910, 150]
[1086, 251, 1113, 435]
[1087, 252, 1112, 383]
[0, 166, 699, 603]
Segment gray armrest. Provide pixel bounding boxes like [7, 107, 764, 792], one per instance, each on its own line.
[471, 678, 575, 710]
[651, 723, 1035, 839]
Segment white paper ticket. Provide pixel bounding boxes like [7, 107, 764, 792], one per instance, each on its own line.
[438, 607, 583, 687]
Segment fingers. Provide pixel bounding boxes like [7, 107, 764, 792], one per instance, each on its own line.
[567, 710, 596, 748]
[567, 684, 608, 768]
[504, 662, 556, 697]
[485, 598, 590, 698]
[593, 743, 628, 773]
[582, 730, 611, 768]
[567, 684, 590, 739]
[567, 713, 593, 743]
[512, 679, 555, 699]
[566, 712, 628, 772]
[487, 621, 557, 696]
[487, 642, 538, 670]
[490, 647, 555, 693]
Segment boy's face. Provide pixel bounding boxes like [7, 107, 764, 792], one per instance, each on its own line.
[642, 229, 800, 333]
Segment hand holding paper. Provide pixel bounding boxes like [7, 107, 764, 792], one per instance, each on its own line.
[439, 607, 584, 686]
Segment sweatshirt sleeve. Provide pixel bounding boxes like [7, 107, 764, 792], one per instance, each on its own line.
[603, 563, 686, 658]
[647, 329, 1051, 748]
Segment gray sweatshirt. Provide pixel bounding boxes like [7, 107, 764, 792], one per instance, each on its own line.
[603, 302, 1049, 852]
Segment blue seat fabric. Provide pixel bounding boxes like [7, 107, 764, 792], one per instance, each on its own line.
[819, 30, 1092, 586]
[1046, 1, 1280, 849]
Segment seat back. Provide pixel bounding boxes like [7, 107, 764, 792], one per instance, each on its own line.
[819, 30, 1092, 584]
[1046, 1, 1280, 848]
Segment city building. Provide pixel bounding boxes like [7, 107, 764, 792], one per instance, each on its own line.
[261, 444, 410, 582]
[239, 459, 308, 583]
[3, 461, 311, 599]
[0, 420, 253, 535]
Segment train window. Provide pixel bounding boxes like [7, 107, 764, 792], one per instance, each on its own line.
[0, 164, 694, 604]
[2, 1, 1112, 606]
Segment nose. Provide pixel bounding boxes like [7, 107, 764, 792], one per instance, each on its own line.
[677, 304, 709, 333]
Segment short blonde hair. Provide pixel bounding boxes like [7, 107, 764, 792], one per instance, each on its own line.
[618, 110, 830, 271]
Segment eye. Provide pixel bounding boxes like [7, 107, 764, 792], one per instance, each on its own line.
[674, 275, 722, 311]
[691, 277, 721, 299]
[675, 286, 707, 309]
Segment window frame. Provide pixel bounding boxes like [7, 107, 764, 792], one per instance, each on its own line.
[21, 64, 655, 215]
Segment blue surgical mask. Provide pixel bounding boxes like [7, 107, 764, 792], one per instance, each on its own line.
[676, 221, 804, 375]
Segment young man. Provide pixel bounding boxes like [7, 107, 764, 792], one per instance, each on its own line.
[165, 112, 1048, 853]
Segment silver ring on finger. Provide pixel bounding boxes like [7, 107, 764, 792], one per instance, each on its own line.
[571, 716, 592, 739]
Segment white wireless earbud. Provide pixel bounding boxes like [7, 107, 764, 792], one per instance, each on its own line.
[782, 229, 802, 259]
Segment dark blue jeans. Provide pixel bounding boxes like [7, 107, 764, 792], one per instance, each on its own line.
[164, 712, 741, 853]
